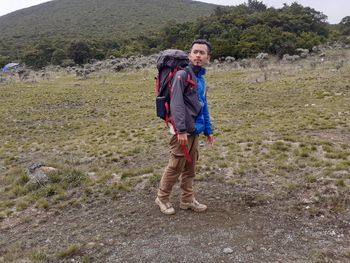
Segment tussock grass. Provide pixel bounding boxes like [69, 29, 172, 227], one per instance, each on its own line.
[0, 243, 49, 263]
[56, 244, 80, 259]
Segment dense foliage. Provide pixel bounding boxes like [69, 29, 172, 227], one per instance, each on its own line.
[339, 16, 350, 36]
[148, 1, 330, 58]
[0, 0, 348, 68]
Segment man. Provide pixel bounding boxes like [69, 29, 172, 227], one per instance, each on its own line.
[155, 39, 214, 215]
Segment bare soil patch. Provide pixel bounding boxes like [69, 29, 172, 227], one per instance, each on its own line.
[1, 181, 349, 263]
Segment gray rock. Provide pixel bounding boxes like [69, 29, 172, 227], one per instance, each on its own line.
[283, 54, 300, 61]
[75, 69, 90, 78]
[312, 46, 319, 52]
[246, 246, 253, 252]
[256, 53, 268, 60]
[239, 59, 251, 68]
[110, 60, 118, 65]
[296, 48, 309, 54]
[27, 171, 49, 187]
[332, 42, 343, 49]
[223, 247, 234, 254]
[29, 162, 44, 173]
[225, 56, 235, 62]
[296, 48, 309, 58]
[112, 63, 126, 72]
[26, 163, 57, 188]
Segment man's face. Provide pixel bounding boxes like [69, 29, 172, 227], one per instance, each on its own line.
[188, 43, 210, 67]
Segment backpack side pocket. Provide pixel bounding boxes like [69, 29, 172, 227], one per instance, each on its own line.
[156, 96, 167, 120]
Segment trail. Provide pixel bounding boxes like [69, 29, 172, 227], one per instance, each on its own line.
[1, 182, 349, 262]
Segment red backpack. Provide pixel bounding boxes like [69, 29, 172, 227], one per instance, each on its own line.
[155, 49, 195, 126]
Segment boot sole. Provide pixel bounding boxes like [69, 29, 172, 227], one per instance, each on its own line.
[155, 198, 175, 215]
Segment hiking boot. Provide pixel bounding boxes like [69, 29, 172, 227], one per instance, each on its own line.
[180, 199, 207, 212]
[155, 197, 175, 215]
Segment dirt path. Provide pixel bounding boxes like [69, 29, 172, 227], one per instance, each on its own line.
[1, 182, 349, 262]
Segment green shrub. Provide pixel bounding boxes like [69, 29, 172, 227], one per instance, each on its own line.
[68, 41, 92, 64]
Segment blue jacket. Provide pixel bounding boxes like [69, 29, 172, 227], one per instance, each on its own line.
[195, 67, 213, 136]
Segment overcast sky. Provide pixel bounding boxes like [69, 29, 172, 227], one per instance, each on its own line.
[0, 0, 348, 24]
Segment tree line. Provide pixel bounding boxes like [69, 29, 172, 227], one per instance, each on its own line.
[1, 1, 349, 69]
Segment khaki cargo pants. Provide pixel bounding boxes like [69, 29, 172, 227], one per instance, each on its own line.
[157, 134, 199, 203]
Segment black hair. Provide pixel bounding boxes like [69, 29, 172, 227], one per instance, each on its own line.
[191, 39, 212, 55]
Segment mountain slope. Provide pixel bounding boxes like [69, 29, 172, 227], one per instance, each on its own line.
[0, 0, 216, 44]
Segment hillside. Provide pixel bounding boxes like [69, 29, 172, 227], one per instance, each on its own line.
[1, 0, 348, 69]
[0, 0, 216, 52]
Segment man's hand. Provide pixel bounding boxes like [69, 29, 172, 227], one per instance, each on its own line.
[177, 133, 188, 145]
[207, 134, 214, 145]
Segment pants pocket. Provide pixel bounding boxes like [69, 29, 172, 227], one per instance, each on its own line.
[168, 154, 185, 171]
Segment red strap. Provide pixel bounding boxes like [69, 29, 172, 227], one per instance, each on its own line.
[168, 71, 174, 98]
[171, 117, 192, 163]
[180, 144, 192, 163]
[165, 102, 169, 127]
[185, 73, 196, 90]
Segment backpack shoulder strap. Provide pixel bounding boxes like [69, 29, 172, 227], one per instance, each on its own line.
[183, 66, 196, 90]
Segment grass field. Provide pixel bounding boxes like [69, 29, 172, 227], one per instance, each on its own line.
[0, 52, 349, 221]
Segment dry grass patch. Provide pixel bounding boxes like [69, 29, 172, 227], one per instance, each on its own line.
[0, 58, 349, 217]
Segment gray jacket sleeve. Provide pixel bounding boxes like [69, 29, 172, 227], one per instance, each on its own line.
[170, 70, 188, 133]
